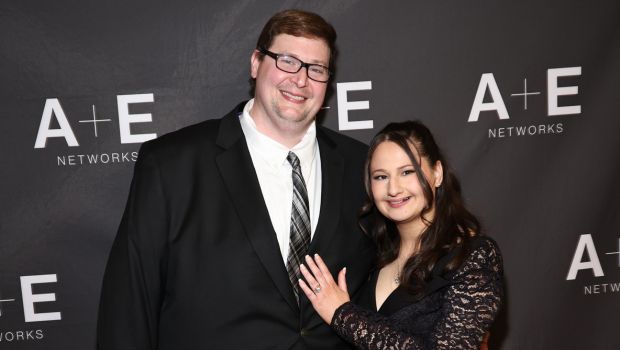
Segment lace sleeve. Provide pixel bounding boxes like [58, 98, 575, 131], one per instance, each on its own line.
[331, 238, 504, 350]
[332, 302, 423, 349]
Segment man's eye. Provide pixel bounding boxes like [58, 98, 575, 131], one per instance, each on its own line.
[309, 66, 326, 74]
[279, 56, 298, 66]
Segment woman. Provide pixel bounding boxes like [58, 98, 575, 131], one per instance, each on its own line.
[299, 121, 503, 349]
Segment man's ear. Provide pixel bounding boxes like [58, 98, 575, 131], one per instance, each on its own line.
[250, 50, 261, 79]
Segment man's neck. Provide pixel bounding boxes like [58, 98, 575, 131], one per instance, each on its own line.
[255, 125, 308, 149]
[249, 106, 314, 149]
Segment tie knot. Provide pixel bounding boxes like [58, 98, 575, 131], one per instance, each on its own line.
[287, 151, 300, 169]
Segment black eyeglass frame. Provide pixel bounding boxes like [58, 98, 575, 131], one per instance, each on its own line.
[258, 47, 332, 83]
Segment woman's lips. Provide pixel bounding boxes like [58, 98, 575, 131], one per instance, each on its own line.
[387, 196, 411, 208]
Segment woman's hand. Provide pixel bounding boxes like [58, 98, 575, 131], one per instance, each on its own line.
[299, 254, 350, 324]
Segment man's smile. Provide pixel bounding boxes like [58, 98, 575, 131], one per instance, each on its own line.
[281, 90, 307, 102]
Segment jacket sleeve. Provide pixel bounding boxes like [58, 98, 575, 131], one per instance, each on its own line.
[97, 142, 170, 350]
[331, 238, 504, 350]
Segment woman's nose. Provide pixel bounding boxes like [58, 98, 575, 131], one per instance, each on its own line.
[387, 178, 402, 196]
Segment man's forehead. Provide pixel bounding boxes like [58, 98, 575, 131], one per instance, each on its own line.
[269, 34, 330, 64]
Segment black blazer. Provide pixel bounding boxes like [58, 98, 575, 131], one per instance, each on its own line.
[97, 102, 375, 350]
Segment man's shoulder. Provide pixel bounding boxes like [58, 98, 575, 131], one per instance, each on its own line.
[136, 119, 219, 163]
[154, 118, 220, 148]
[138, 103, 244, 159]
[316, 125, 368, 153]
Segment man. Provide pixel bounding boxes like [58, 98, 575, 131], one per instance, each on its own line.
[97, 9, 374, 349]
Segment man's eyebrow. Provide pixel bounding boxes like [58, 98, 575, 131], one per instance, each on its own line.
[282, 52, 328, 66]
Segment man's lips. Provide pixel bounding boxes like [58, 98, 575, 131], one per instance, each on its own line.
[386, 196, 411, 208]
[281, 90, 307, 103]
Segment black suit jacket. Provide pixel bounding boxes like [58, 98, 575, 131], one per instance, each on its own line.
[97, 103, 375, 349]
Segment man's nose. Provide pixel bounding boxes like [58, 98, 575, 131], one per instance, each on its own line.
[292, 67, 308, 87]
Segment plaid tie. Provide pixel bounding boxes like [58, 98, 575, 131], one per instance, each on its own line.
[285, 151, 311, 303]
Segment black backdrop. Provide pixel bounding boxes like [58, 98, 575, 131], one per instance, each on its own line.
[1, 1, 619, 349]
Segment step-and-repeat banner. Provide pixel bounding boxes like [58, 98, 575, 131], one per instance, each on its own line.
[1, 1, 619, 349]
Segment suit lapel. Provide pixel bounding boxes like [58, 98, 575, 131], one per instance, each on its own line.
[215, 106, 298, 312]
[300, 127, 345, 320]
[309, 128, 344, 254]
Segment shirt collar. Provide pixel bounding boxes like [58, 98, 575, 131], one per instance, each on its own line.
[240, 99, 317, 172]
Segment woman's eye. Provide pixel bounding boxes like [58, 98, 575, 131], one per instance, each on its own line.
[402, 169, 416, 176]
[372, 175, 387, 181]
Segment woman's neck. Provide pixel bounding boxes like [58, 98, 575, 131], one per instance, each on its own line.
[398, 222, 428, 258]
[397, 226, 424, 259]
[396, 211, 435, 258]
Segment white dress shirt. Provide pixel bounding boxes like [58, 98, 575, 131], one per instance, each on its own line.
[239, 99, 322, 263]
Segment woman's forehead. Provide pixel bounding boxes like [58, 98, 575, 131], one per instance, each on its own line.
[370, 141, 427, 168]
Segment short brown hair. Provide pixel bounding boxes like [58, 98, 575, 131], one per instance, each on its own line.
[256, 9, 337, 68]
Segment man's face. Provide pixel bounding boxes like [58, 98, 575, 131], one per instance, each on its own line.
[250, 34, 330, 137]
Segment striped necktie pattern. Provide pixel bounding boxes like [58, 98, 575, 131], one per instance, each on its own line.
[285, 151, 311, 303]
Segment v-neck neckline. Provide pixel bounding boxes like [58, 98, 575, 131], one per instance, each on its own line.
[372, 269, 417, 314]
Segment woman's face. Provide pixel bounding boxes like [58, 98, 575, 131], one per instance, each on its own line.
[369, 141, 443, 233]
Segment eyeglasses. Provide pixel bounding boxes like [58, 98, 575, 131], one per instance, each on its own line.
[259, 47, 332, 83]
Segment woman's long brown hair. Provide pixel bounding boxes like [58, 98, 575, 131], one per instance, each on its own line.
[359, 121, 481, 298]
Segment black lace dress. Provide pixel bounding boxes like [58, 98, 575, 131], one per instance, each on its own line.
[331, 236, 504, 350]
